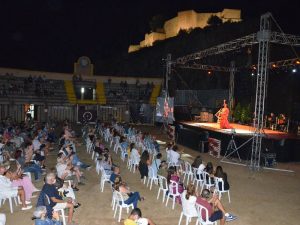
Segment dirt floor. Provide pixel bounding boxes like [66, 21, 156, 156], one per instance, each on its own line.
[3, 125, 300, 225]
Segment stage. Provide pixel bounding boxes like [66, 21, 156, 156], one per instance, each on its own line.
[177, 121, 300, 162]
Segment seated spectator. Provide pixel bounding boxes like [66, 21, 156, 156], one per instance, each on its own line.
[7, 161, 39, 201]
[214, 166, 230, 191]
[196, 189, 228, 225]
[191, 156, 205, 179]
[37, 173, 76, 224]
[113, 177, 144, 208]
[32, 206, 62, 225]
[151, 153, 162, 178]
[168, 144, 181, 165]
[110, 166, 121, 184]
[56, 153, 80, 190]
[167, 166, 184, 204]
[138, 150, 151, 181]
[204, 162, 215, 185]
[181, 184, 198, 218]
[124, 208, 155, 225]
[157, 160, 168, 178]
[0, 162, 32, 210]
[129, 143, 140, 164]
[101, 153, 113, 175]
[15, 144, 44, 181]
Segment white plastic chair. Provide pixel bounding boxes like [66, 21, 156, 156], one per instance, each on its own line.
[202, 172, 215, 193]
[44, 193, 67, 225]
[214, 177, 231, 203]
[100, 168, 111, 192]
[157, 175, 168, 203]
[195, 203, 217, 225]
[166, 180, 181, 210]
[0, 192, 19, 214]
[182, 161, 193, 185]
[113, 191, 134, 222]
[178, 194, 198, 225]
[147, 167, 158, 190]
[192, 168, 204, 191]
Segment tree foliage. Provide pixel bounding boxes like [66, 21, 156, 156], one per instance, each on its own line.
[207, 15, 223, 26]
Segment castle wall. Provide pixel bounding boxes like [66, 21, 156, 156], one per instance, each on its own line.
[129, 8, 242, 52]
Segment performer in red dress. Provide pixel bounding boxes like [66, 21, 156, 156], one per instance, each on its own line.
[216, 100, 232, 129]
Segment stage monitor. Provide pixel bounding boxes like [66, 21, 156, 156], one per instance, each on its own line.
[156, 97, 175, 123]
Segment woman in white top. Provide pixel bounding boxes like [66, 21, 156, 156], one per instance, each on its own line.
[129, 143, 140, 164]
[181, 183, 198, 217]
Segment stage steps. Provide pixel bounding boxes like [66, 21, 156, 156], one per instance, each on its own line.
[149, 84, 161, 106]
[64, 80, 77, 104]
[96, 82, 106, 105]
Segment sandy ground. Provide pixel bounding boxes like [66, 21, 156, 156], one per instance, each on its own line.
[3, 125, 300, 225]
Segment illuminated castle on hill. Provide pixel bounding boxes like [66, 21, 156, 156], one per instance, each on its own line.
[128, 8, 241, 53]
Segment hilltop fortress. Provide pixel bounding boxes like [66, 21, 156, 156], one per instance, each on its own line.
[128, 8, 241, 53]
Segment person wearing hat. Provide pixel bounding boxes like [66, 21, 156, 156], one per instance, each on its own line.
[32, 206, 62, 225]
[0, 162, 32, 210]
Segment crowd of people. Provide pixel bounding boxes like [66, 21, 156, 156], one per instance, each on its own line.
[0, 117, 235, 225]
[0, 73, 59, 97]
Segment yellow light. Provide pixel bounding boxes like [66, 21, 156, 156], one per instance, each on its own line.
[296, 60, 300, 65]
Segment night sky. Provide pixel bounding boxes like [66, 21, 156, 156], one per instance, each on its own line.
[0, 0, 299, 73]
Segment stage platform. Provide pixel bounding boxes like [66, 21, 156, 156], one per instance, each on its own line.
[182, 122, 299, 140]
[177, 121, 300, 162]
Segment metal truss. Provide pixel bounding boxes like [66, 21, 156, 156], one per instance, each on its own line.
[175, 33, 258, 65]
[250, 13, 271, 170]
[177, 64, 235, 72]
[174, 32, 300, 66]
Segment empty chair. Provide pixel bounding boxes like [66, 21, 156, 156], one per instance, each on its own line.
[182, 161, 194, 185]
[147, 167, 158, 190]
[0, 192, 19, 214]
[166, 180, 181, 210]
[157, 175, 168, 203]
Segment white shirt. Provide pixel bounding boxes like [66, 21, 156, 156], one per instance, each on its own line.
[136, 218, 149, 225]
[32, 138, 41, 151]
[197, 163, 206, 175]
[130, 148, 140, 164]
[169, 149, 180, 164]
[0, 175, 18, 195]
[181, 190, 198, 217]
[56, 163, 70, 178]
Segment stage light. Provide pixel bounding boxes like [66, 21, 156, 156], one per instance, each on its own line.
[296, 60, 300, 65]
[81, 87, 85, 93]
[208, 71, 212, 75]
[272, 64, 276, 68]
[251, 72, 255, 76]
[292, 68, 297, 73]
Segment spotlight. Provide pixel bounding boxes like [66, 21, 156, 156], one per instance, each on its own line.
[251, 73, 255, 76]
[208, 71, 212, 75]
[292, 68, 297, 73]
[296, 60, 300, 65]
[272, 64, 277, 68]
[81, 87, 85, 93]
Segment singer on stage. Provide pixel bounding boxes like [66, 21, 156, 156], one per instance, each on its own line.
[215, 100, 232, 129]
